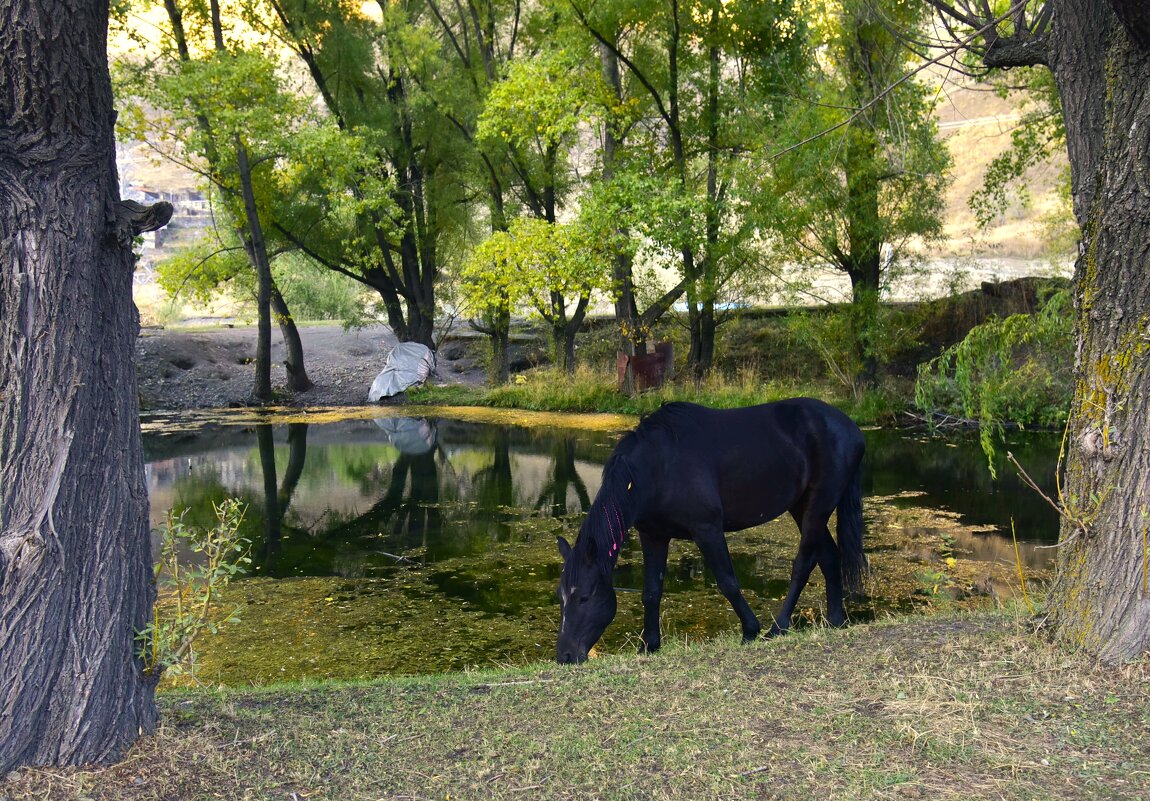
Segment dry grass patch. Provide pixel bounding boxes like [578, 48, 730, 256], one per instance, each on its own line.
[3, 611, 1147, 801]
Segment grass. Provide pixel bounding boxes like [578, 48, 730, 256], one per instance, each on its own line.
[4, 609, 1147, 801]
[411, 365, 909, 426]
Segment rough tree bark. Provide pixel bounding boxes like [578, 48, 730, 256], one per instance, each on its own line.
[930, 0, 1150, 661]
[236, 139, 274, 402]
[271, 285, 313, 392]
[1, 0, 160, 770]
[1039, 0, 1150, 662]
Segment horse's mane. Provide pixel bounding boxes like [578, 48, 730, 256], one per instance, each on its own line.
[572, 403, 699, 571]
[615, 401, 697, 454]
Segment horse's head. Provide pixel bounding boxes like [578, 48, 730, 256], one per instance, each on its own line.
[555, 534, 617, 664]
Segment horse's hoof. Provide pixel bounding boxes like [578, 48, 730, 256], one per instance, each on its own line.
[765, 624, 787, 638]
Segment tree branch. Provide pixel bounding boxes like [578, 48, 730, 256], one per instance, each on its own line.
[568, 0, 675, 129]
[925, 0, 1051, 68]
[766, 1, 1039, 163]
[272, 222, 372, 288]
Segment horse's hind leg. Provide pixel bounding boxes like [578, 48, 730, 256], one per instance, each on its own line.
[769, 510, 837, 636]
[814, 526, 846, 627]
[638, 529, 670, 654]
[768, 535, 819, 637]
[693, 526, 761, 643]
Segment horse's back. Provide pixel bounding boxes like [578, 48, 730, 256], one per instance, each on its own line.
[652, 398, 861, 459]
[633, 400, 863, 533]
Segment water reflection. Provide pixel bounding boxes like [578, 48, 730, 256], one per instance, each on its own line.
[864, 429, 1060, 543]
[146, 419, 1060, 569]
[145, 415, 610, 579]
[142, 411, 1062, 682]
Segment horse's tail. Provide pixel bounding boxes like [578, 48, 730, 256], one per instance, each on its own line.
[836, 458, 868, 598]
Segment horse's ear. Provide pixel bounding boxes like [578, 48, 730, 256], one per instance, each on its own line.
[581, 535, 597, 562]
[557, 536, 572, 560]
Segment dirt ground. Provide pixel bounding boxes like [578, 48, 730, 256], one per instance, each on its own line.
[135, 323, 487, 411]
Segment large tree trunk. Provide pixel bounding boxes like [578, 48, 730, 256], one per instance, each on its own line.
[0, 0, 158, 770]
[473, 305, 511, 384]
[843, 123, 883, 390]
[686, 295, 716, 382]
[1042, 0, 1150, 662]
[490, 325, 511, 385]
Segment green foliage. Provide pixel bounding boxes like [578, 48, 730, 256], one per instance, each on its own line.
[155, 237, 250, 306]
[478, 50, 591, 166]
[460, 217, 612, 325]
[969, 68, 1066, 230]
[788, 296, 920, 399]
[579, 168, 704, 267]
[915, 290, 1073, 475]
[117, 46, 304, 191]
[760, 0, 950, 289]
[138, 499, 251, 679]
[561, 0, 808, 373]
[273, 254, 370, 323]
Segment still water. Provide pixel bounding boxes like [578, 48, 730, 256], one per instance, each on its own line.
[143, 407, 1061, 685]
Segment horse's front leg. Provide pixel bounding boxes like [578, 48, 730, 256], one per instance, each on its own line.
[693, 526, 761, 643]
[638, 530, 670, 654]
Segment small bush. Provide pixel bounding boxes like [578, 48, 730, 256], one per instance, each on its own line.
[914, 289, 1073, 473]
[787, 297, 921, 399]
[138, 499, 251, 679]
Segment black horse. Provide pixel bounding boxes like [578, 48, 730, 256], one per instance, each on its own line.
[556, 398, 866, 664]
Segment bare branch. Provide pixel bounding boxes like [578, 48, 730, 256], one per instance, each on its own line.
[926, 0, 1052, 68]
[765, 1, 1041, 163]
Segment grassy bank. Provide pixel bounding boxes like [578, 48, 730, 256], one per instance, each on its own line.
[411, 366, 905, 426]
[419, 277, 1074, 430]
[5, 609, 1147, 801]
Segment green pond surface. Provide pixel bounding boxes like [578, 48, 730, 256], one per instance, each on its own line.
[143, 406, 1061, 686]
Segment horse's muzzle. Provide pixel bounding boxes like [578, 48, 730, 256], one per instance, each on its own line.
[556, 646, 588, 664]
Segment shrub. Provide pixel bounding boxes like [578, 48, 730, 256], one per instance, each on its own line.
[914, 289, 1073, 474]
[137, 498, 251, 679]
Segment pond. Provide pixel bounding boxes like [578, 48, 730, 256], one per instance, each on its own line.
[143, 406, 1062, 686]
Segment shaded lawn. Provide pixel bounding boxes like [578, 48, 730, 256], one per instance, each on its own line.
[4, 611, 1148, 801]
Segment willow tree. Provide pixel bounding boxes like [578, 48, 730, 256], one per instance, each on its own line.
[1, 0, 165, 770]
[928, 0, 1150, 662]
[763, 0, 950, 388]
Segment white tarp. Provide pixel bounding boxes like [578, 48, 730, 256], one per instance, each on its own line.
[368, 342, 436, 401]
[373, 416, 436, 455]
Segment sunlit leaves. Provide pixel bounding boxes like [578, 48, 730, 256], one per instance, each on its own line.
[969, 67, 1065, 229]
[915, 289, 1073, 473]
[478, 52, 591, 153]
[461, 217, 612, 323]
[137, 499, 252, 678]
